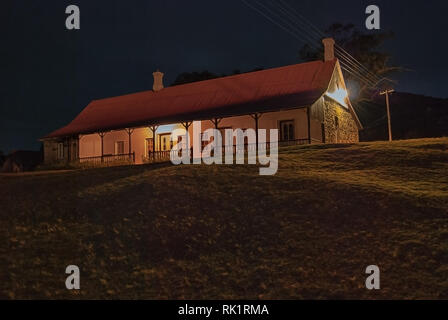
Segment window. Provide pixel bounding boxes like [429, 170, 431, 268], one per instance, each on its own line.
[146, 138, 154, 156]
[159, 134, 173, 151]
[279, 120, 295, 141]
[334, 116, 339, 129]
[163, 137, 167, 151]
[57, 142, 64, 160]
[115, 141, 125, 155]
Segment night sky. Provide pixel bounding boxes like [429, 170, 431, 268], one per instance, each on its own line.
[1, 0, 447, 153]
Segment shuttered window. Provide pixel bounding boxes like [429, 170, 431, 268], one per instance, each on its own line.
[115, 141, 125, 155]
[57, 143, 64, 159]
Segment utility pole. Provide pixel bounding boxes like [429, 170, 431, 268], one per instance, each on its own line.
[380, 89, 394, 142]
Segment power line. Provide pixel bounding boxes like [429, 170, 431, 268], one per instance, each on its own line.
[274, 0, 324, 42]
[276, 0, 328, 42]
[263, 0, 385, 85]
[248, 0, 324, 52]
[247, 0, 382, 86]
[335, 47, 383, 83]
[241, 0, 382, 88]
[339, 61, 378, 88]
[278, 0, 385, 83]
[241, 0, 320, 51]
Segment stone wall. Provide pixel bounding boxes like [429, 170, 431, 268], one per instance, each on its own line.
[43, 140, 59, 164]
[324, 99, 359, 143]
[43, 138, 79, 164]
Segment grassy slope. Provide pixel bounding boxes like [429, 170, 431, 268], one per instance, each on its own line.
[1, 138, 447, 299]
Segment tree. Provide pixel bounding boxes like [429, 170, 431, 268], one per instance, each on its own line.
[170, 68, 264, 86]
[171, 71, 223, 86]
[300, 23, 401, 102]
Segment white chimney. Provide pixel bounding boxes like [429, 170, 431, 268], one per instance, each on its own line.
[152, 70, 164, 92]
[322, 38, 335, 62]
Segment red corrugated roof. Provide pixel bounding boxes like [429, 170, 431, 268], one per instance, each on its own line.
[44, 59, 337, 139]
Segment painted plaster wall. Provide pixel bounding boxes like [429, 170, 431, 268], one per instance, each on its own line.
[46, 102, 358, 165]
[78, 125, 183, 164]
[79, 128, 150, 164]
[193, 108, 322, 144]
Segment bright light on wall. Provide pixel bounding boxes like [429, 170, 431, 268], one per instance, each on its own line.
[346, 81, 360, 101]
[326, 88, 348, 107]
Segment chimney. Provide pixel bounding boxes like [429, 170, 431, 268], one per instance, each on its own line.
[152, 70, 164, 92]
[322, 38, 335, 62]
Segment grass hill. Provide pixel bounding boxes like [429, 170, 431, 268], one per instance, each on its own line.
[1, 138, 448, 299]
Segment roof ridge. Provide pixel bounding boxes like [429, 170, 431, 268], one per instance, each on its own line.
[91, 60, 329, 102]
[43, 59, 336, 139]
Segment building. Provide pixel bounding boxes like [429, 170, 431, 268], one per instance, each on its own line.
[41, 38, 362, 165]
[1, 150, 43, 173]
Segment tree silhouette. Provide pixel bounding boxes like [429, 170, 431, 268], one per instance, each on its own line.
[300, 23, 402, 101]
[170, 68, 264, 86]
[171, 71, 223, 86]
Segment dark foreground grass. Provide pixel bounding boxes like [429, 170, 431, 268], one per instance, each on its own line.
[1, 138, 447, 299]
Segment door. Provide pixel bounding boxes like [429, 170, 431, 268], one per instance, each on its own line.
[115, 141, 125, 155]
[146, 138, 154, 156]
[279, 120, 295, 141]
